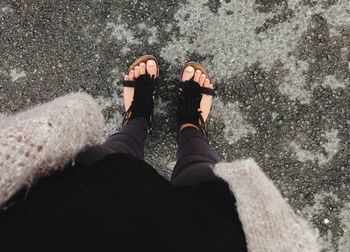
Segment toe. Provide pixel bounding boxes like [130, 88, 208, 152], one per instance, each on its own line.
[204, 78, 211, 88]
[124, 75, 129, 81]
[146, 60, 157, 77]
[139, 62, 146, 75]
[128, 70, 135, 81]
[134, 66, 140, 78]
[182, 66, 195, 81]
[199, 74, 206, 86]
[193, 70, 201, 83]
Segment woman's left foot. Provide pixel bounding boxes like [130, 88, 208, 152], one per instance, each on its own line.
[122, 55, 158, 127]
[177, 62, 215, 135]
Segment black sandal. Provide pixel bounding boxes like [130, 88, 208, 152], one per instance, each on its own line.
[177, 62, 215, 138]
[122, 55, 159, 133]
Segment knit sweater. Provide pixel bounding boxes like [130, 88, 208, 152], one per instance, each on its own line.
[0, 93, 321, 251]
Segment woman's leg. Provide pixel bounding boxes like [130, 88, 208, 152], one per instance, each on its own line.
[171, 127, 220, 186]
[76, 57, 158, 166]
[76, 118, 149, 165]
[102, 117, 149, 159]
[171, 63, 217, 186]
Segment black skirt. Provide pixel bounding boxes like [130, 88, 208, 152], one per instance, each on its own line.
[0, 153, 247, 252]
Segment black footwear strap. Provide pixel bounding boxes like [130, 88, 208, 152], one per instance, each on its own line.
[122, 74, 157, 131]
[199, 86, 215, 96]
[123, 80, 135, 87]
[177, 80, 209, 137]
[179, 81, 215, 96]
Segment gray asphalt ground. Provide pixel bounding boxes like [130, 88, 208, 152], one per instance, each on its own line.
[0, 0, 349, 250]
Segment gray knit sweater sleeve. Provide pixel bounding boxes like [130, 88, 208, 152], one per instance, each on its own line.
[0, 93, 104, 206]
[214, 159, 322, 252]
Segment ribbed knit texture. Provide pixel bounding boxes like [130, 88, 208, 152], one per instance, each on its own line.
[214, 160, 322, 252]
[0, 93, 104, 207]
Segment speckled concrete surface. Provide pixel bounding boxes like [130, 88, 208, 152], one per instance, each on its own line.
[0, 0, 349, 250]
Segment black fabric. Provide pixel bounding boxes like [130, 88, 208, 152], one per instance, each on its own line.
[172, 127, 220, 186]
[0, 154, 247, 252]
[126, 74, 156, 126]
[177, 80, 205, 132]
[76, 120, 220, 186]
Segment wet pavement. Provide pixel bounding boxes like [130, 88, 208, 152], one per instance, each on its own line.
[0, 0, 349, 250]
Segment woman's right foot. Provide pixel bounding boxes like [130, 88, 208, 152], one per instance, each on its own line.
[122, 55, 158, 127]
[123, 59, 158, 113]
[177, 63, 215, 134]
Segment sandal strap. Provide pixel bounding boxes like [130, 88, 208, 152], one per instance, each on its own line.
[179, 82, 215, 96]
[123, 80, 135, 87]
[199, 86, 216, 96]
[177, 80, 208, 137]
[122, 74, 157, 131]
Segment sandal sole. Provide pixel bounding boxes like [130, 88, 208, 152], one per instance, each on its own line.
[180, 61, 213, 84]
[127, 54, 159, 78]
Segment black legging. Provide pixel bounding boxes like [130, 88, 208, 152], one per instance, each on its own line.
[76, 117, 220, 186]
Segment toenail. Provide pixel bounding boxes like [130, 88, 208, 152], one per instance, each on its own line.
[149, 60, 155, 65]
[186, 67, 193, 72]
